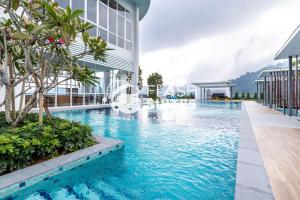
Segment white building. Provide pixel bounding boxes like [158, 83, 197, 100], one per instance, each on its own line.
[192, 81, 235, 100]
[0, 0, 150, 110]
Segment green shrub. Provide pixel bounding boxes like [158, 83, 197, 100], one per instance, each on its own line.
[0, 113, 96, 175]
[246, 92, 251, 99]
[241, 92, 245, 99]
[234, 92, 239, 99]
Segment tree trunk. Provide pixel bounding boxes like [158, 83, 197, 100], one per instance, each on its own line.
[13, 92, 38, 126]
[38, 58, 46, 125]
[43, 96, 52, 120]
[38, 90, 44, 125]
[7, 53, 16, 120]
[4, 84, 12, 123]
[19, 80, 25, 112]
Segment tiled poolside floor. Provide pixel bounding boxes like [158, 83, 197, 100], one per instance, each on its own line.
[244, 101, 300, 200]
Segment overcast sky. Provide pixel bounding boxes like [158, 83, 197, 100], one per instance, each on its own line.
[139, 0, 300, 86]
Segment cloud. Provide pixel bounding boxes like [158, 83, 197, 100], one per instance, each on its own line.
[139, 0, 300, 85]
[140, 0, 284, 52]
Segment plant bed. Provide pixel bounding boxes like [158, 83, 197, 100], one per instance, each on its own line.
[0, 112, 96, 175]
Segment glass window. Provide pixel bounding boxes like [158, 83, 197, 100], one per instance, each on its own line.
[126, 41, 132, 51]
[56, 0, 70, 8]
[99, 2, 107, 28]
[109, 33, 117, 45]
[100, 0, 108, 6]
[109, 0, 117, 11]
[118, 3, 125, 17]
[72, 0, 85, 17]
[126, 21, 132, 41]
[125, 9, 132, 21]
[118, 37, 124, 48]
[87, 0, 97, 23]
[118, 15, 125, 38]
[88, 26, 97, 37]
[109, 9, 117, 34]
[99, 28, 107, 41]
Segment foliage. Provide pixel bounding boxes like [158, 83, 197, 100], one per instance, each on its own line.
[0, 0, 108, 126]
[254, 92, 257, 99]
[126, 66, 143, 92]
[260, 92, 264, 100]
[241, 92, 245, 99]
[147, 72, 163, 101]
[246, 92, 251, 99]
[234, 92, 239, 99]
[138, 66, 143, 90]
[0, 112, 96, 175]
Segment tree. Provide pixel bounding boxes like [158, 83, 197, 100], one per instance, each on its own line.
[126, 66, 143, 92]
[147, 72, 163, 101]
[138, 66, 143, 90]
[254, 92, 257, 99]
[260, 92, 264, 100]
[0, 0, 108, 126]
[241, 92, 245, 99]
[246, 92, 251, 99]
[234, 92, 239, 99]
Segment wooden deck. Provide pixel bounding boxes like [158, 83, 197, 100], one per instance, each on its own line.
[244, 101, 300, 200]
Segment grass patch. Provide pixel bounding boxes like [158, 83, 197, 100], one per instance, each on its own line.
[0, 112, 96, 175]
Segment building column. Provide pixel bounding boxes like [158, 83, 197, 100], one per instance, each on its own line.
[269, 73, 273, 108]
[256, 82, 259, 102]
[104, 70, 110, 96]
[288, 56, 293, 116]
[264, 76, 266, 106]
[83, 85, 86, 105]
[296, 55, 299, 116]
[70, 79, 73, 107]
[199, 87, 202, 101]
[132, 6, 139, 93]
[282, 71, 285, 108]
[279, 71, 282, 106]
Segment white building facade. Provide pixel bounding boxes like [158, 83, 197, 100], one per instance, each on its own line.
[0, 0, 150, 110]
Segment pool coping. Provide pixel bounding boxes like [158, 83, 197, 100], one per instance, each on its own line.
[234, 103, 274, 200]
[0, 136, 124, 199]
[30, 104, 112, 112]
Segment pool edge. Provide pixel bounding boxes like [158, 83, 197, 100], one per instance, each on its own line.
[234, 102, 274, 200]
[0, 136, 124, 199]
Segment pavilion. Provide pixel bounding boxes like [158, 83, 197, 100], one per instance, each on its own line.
[191, 81, 235, 101]
[257, 25, 300, 116]
[254, 67, 299, 115]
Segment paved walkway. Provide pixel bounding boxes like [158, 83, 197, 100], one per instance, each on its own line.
[244, 101, 300, 200]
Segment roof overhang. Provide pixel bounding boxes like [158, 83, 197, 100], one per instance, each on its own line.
[258, 67, 295, 78]
[127, 0, 150, 21]
[191, 81, 235, 88]
[253, 79, 269, 83]
[275, 25, 300, 60]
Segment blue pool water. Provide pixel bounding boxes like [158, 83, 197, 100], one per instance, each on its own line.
[14, 102, 241, 200]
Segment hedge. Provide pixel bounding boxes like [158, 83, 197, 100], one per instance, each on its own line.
[0, 112, 96, 175]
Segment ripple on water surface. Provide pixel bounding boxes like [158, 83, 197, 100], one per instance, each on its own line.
[16, 102, 240, 200]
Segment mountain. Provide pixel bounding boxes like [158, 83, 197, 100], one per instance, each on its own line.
[230, 62, 287, 95]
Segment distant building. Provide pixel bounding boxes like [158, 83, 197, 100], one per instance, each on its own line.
[191, 81, 235, 100]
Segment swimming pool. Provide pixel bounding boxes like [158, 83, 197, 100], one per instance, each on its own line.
[13, 102, 241, 200]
